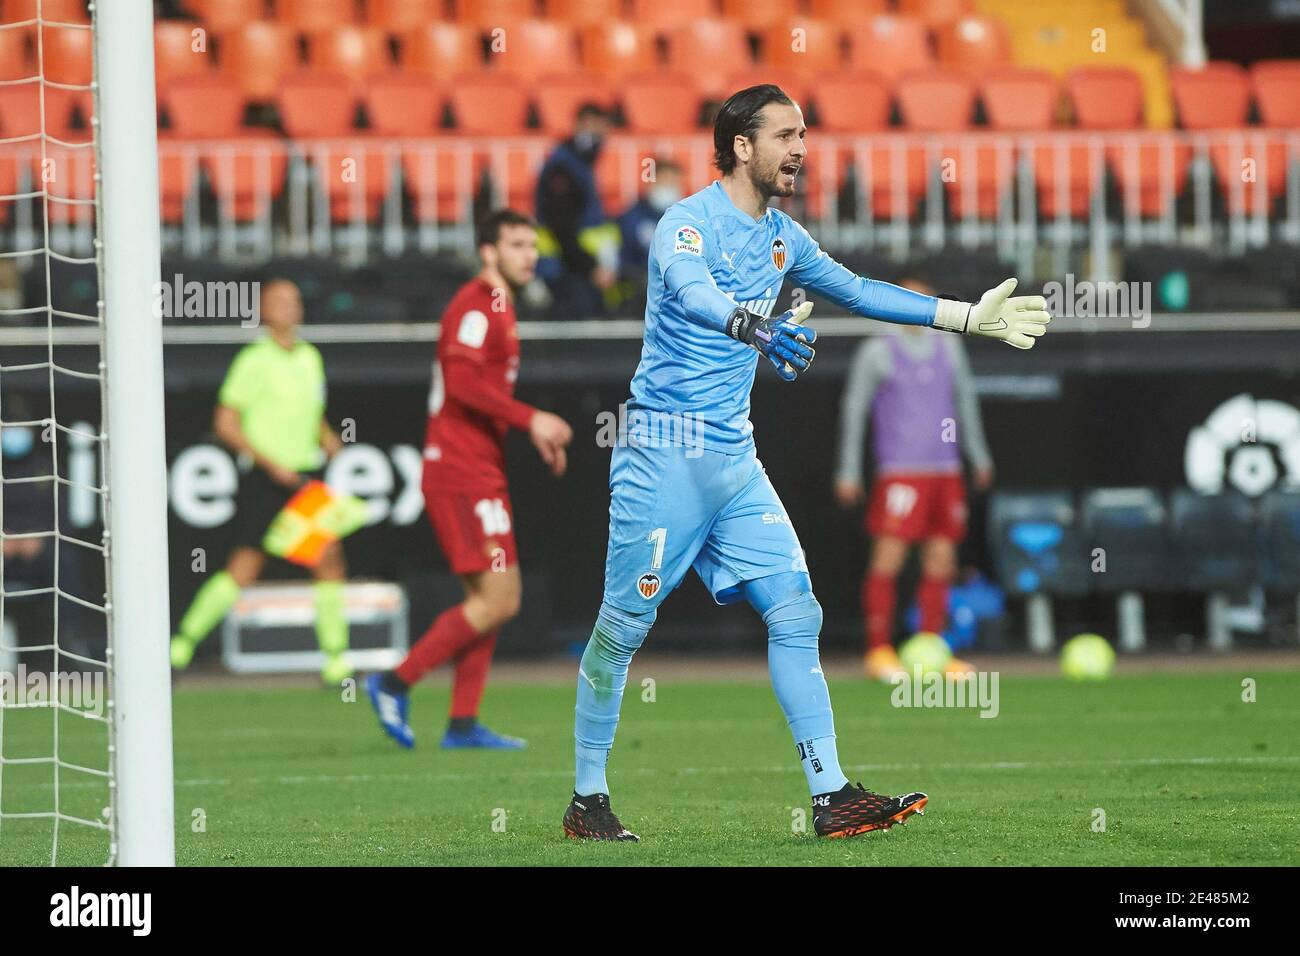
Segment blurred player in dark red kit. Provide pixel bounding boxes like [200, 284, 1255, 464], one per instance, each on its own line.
[366, 209, 573, 749]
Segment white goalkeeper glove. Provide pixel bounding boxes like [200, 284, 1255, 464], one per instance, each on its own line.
[931, 278, 1052, 350]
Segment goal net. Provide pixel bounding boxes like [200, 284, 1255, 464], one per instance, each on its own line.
[0, 0, 173, 867]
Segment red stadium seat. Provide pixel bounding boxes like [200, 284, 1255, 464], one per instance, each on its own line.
[721, 0, 797, 31]
[1208, 137, 1288, 216]
[447, 74, 529, 134]
[812, 71, 890, 132]
[155, 21, 213, 87]
[896, 69, 975, 130]
[546, 0, 622, 26]
[1105, 141, 1193, 217]
[1030, 142, 1099, 218]
[399, 23, 484, 80]
[40, 23, 92, 86]
[452, 0, 536, 30]
[363, 72, 442, 135]
[220, 21, 300, 101]
[307, 25, 393, 89]
[0, 82, 83, 140]
[1067, 67, 1143, 129]
[760, 19, 844, 77]
[491, 20, 580, 81]
[402, 147, 476, 223]
[621, 73, 701, 133]
[725, 68, 809, 106]
[201, 135, 289, 221]
[667, 20, 751, 98]
[0, 24, 33, 82]
[162, 73, 247, 137]
[272, 0, 356, 32]
[1169, 62, 1249, 129]
[808, 0, 888, 24]
[363, 0, 441, 32]
[936, 15, 1010, 75]
[481, 136, 551, 213]
[277, 72, 357, 137]
[943, 142, 1016, 218]
[182, 0, 265, 34]
[846, 15, 933, 83]
[578, 22, 658, 79]
[980, 67, 1057, 130]
[533, 72, 616, 135]
[301, 139, 397, 223]
[2, 0, 88, 23]
[898, 0, 973, 28]
[630, 0, 715, 33]
[860, 143, 928, 219]
[1249, 60, 1300, 128]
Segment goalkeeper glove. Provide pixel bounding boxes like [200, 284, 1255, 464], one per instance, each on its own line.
[726, 301, 817, 382]
[931, 278, 1052, 350]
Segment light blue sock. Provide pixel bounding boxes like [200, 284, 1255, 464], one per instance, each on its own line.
[574, 601, 653, 797]
[745, 572, 850, 797]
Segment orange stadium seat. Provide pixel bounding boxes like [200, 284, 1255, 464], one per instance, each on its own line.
[578, 22, 658, 79]
[760, 18, 844, 77]
[304, 140, 397, 223]
[307, 25, 393, 89]
[447, 74, 529, 134]
[1031, 142, 1099, 218]
[846, 15, 933, 83]
[402, 148, 475, 223]
[979, 67, 1057, 130]
[41, 142, 95, 224]
[545, 0, 620, 26]
[812, 71, 890, 132]
[182, 0, 265, 34]
[1169, 62, 1249, 129]
[0, 82, 81, 140]
[1208, 136, 1288, 216]
[0, 24, 32, 81]
[622, 73, 701, 133]
[896, 69, 975, 130]
[162, 73, 247, 137]
[272, 0, 357, 32]
[936, 15, 1009, 75]
[1250, 60, 1300, 127]
[277, 72, 357, 137]
[3, 0, 89, 23]
[533, 72, 616, 135]
[40, 23, 92, 86]
[808, 0, 888, 23]
[491, 20, 579, 80]
[725, 68, 809, 105]
[155, 21, 213, 86]
[0, 153, 17, 224]
[667, 20, 751, 98]
[399, 23, 484, 80]
[721, 0, 797, 30]
[1067, 66, 1143, 128]
[898, 0, 972, 28]
[484, 138, 551, 213]
[363, 72, 442, 134]
[220, 21, 300, 101]
[942, 139, 1017, 218]
[363, 0, 441, 32]
[452, 0, 537, 30]
[201, 136, 289, 221]
[1105, 140, 1192, 217]
[156, 137, 202, 223]
[630, 0, 716, 33]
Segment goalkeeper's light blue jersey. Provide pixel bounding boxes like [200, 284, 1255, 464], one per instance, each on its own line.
[629, 180, 938, 454]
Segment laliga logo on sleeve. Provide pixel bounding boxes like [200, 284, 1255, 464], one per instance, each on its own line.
[674, 226, 702, 257]
[637, 573, 661, 599]
[771, 237, 786, 271]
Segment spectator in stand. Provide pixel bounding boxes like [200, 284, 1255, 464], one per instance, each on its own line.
[618, 159, 684, 295]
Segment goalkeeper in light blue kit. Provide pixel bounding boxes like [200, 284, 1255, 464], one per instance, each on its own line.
[562, 86, 1051, 841]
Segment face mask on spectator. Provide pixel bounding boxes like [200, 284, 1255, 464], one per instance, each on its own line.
[572, 131, 603, 160]
[1, 426, 34, 458]
[647, 184, 681, 213]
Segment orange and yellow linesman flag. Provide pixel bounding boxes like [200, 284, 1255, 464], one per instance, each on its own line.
[262, 480, 369, 567]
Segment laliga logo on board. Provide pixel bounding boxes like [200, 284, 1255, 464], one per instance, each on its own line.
[1184, 393, 1300, 496]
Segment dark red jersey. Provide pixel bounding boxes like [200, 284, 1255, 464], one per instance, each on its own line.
[422, 278, 535, 495]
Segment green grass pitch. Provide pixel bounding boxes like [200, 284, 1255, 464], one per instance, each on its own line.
[2, 668, 1298, 866]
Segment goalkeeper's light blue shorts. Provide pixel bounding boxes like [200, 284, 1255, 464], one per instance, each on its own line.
[601, 439, 808, 612]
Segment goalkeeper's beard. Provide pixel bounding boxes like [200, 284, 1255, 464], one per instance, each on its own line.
[752, 156, 798, 199]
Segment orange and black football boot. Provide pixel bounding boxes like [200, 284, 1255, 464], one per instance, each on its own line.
[812, 782, 928, 838]
[563, 792, 639, 842]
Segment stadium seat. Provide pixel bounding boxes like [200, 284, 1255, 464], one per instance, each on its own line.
[481, 137, 551, 213]
[936, 14, 1010, 75]
[898, 0, 973, 28]
[363, 72, 442, 135]
[402, 147, 476, 223]
[1030, 141, 1098, 219]
[277, 72, 358, 137]
[40, 142, 94, 224]
[621, 73, 702, 133]
[1081, 487, 1170, 592]
[1207, 137, 1289, 217]
[0, 25, 32, 83]
[1250, 60, 1300, 128]
[1066, 66, 1143, 128]
[300, 140, 398, 223]
[811, 71, 890, 132]
[490, 20, 580, 81]
[760, 18, 844, 77]
[1168, 489, 1256, 593]
[979, 67, 1057, 130]
[40, 23, 92, 86]
[447, 74, 529, 134]
[181, 0, 265, 34]
[1259, 489, 1300, 593]
[363, 0, 441, 32]
[721, 0, 797, 31]
[1105, 140, 1192, 218]
[667, 20, 752, 99]
[1169, 62, 1249, 129]
[452, 0, 535, 30]
[2, 0, 88, 23]
[846, 15, 934, 83]
[944, 142, 1015, 219]
[630, 0, 715, 33]
[533, 72, 616, 136]
[272, 0, 357, 32]
[896, 69, 975, 130]
[578, 22, 659, 79]
[0, 81, 81, 141]
[725, 68, 809, 106]
[399, 23, 484, 80]
[307, 25, 393, 89]
[808, 0, 888, 23]
[156, 136, 202, 224]
[201, 135, 289, 221]
[0, 152, 17, 225]
[162, 73, 248, 137]
[546, 0, 621, 27]
[219, 21, 300, 101]
[155, 21, 212, 87]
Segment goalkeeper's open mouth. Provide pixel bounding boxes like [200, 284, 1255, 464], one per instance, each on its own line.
[779, 162, 801, 188]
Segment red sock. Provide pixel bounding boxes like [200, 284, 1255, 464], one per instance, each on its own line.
[450, 629, 498, 719]
[918, 575, 951, 634]
[863, 573, 897, 650]
[395, 604, 480, 686]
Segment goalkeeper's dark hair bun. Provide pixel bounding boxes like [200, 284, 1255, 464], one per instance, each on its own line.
[713, 84, 795, 175]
